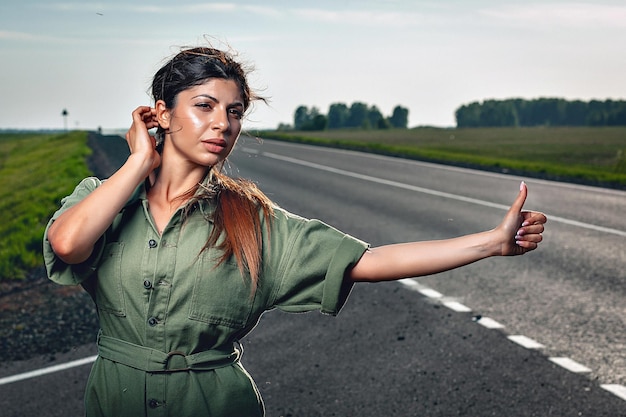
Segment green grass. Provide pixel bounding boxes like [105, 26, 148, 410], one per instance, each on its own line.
[0, 131, 91, 280]
[254, 126, 626, 187]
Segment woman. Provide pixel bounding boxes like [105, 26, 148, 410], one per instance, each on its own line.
[44, 47, 546, 416]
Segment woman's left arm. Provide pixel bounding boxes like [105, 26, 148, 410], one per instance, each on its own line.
[349, 182, 547, 283]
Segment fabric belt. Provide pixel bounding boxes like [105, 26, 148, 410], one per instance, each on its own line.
[97, 332, 241, 373]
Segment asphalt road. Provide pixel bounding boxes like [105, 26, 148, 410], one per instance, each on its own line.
[1, 138, 624, 416]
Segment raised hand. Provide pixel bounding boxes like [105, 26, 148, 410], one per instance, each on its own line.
[125, 106, 162, 176]
[496, 182, 547, 256]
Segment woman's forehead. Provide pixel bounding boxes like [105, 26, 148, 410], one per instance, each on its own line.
[182, 79, 245, 105]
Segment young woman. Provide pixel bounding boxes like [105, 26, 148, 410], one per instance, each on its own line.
[44, 47, 546, 417]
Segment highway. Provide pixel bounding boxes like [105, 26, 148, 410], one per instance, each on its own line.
[1, 138, 624, 416]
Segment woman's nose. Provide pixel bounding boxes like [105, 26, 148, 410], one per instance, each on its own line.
[211, 108, 229, 132]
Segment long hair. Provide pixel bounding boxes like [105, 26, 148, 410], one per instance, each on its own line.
[152, 46, 273, 290]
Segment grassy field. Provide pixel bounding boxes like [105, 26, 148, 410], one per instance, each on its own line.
[0, 131, 91, 280]
[253, 126, 626, 188]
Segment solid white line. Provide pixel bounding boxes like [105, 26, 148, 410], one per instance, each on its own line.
[256, 151, 626, 238]
[601, 384, 626, 401]
[0, 355, 97, 386]
[507, 335, 545, 349]
[258, 140, 626, 197]
[549, 357, 592, 373]
[476, 317, 505, 329]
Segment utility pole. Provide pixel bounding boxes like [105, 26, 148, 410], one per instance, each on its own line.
[61, 108, 69, 131]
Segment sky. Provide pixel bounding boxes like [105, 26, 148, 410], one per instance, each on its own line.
[1, 0, 625, 131]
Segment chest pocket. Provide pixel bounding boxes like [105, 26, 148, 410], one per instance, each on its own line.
[188, 252, 255, 329]
[95, 242, 127, 316]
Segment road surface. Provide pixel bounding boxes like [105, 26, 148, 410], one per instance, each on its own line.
[1, 138, 624, 416]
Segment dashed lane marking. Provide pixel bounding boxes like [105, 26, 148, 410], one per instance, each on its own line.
[507, 335, 545, 349]
[397, 278, 626, 402]
[601, 384, 626, 401]
[418, 288, 443, 299]
[549, 357, 592, 373]
[476, 317, 505, 329]
[442, 300, 472, 313]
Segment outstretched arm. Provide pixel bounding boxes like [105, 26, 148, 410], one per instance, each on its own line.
[348, 182, 546, 283]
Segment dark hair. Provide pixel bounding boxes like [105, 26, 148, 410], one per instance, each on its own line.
[151, 46, 273, 290]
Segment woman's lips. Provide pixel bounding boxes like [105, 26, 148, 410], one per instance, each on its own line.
[201, 138, 227, 152]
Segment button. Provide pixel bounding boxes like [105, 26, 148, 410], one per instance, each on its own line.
[148, 317, 158, 326]
[143, 280, 152, 289]
[148, 239, 157, 248]
[148, 399, 159, 408]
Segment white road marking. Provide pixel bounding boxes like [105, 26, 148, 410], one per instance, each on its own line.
[601, 384, 626, 401]
[507, 335, 545, 349]
[549, 357, 592, 373]
[476, 317, 505, 329]
[398, 278, 419, 288]
[418, 288, 444, 299]
[0, 355, 97, 386]
[252, 150, 626, 238]
[250, 140, 626, 197]
[442, 300, 472, 313]
[397, 279, 443, 298]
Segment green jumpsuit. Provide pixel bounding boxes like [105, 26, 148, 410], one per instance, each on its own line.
[43, 176, 368, 417]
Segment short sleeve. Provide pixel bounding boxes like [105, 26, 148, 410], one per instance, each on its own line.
[43, 177, 106, 285]
[267, 210, 369, 316]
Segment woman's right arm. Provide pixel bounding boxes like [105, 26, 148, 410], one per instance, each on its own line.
[47, 106, 160, 264]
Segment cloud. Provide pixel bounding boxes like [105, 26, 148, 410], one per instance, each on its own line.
[481, 3, 626, 28]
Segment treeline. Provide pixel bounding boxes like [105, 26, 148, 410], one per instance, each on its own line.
[455, 98, 626, 127]
[282, 102, 410, 131]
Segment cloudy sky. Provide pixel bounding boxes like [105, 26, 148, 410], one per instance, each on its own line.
[1, 1, 625, 131]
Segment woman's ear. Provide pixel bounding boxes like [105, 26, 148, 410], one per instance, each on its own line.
[155, 100, 170, 129]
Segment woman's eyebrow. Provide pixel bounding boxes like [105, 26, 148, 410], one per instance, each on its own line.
[192, 94, 244, 107]
[192, 94, 218, 101]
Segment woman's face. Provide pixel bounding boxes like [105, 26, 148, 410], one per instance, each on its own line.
[158, 78, 245, 168]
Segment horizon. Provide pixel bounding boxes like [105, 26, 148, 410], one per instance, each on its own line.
[2, 1, 625, 131]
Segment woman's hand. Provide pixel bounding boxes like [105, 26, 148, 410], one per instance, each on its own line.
[495, 182, 547, 256]
[125, 106, 162, 177]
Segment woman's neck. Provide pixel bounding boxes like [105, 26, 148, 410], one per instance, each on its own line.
[148, 162, 210, 205]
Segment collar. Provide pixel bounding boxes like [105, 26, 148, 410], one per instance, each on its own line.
[124, 173, 217, 221]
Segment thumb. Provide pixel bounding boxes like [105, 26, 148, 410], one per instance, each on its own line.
[509, 181, 528, 215]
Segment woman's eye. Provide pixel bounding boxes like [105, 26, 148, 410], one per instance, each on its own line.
[229, 108, 244, 119]
[195, 102, 212, 109]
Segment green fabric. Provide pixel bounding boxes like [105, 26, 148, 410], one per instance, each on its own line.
[44, 176, 369, 417]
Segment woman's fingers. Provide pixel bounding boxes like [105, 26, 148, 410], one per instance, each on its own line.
[514, 210, 546, 251]
[498, 183, 547, 256]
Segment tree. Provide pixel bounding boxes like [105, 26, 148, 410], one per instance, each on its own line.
[346, 102, 368, 128]
[294, 106, 310, 130]
[367, 105, 384, 130]
[389, 105, 409, 128]
[306, 114, 328, 131]
[327, 103, 350, 129]
[455, 102, 482, 127]
[479, 99, 517, 127]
